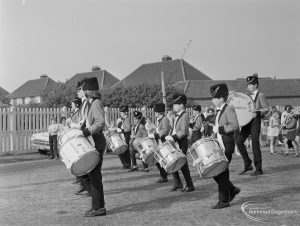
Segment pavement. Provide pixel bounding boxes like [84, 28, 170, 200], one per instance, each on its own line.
[0, 147, 300, 226]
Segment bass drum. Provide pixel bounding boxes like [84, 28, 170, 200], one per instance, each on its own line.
[227, 91, 255, 127]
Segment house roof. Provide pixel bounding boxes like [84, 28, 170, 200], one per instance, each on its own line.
[68, 69, 119, 90]
[0, 86, 9, 98]
[8, 77, 56, 99]
[112, 59, 211, 88]
[178, 78, 300, 99]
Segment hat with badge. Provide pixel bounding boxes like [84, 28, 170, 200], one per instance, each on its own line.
[172, 93, 187, 105]
[133, 111, 143, 120]
[81, 77, 99, 91]
[119, 105, 129, 112]
[210, 83, 229, 99]
[247, 73, 259, 85]
[154, 103, 165, 113]
[192, 105, 201, 112]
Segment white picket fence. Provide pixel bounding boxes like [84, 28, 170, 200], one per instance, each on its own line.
[1, 105, 299, 154]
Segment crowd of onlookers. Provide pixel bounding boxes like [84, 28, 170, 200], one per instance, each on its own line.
[266, 105, 300, 157]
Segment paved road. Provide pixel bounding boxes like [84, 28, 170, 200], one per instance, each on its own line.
[1, 150, 300, 226]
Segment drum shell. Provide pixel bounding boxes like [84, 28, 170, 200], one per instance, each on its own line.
[59, 129, 100, 176]
[189, 137, 228, 178]
[136, 137, 157, 165]
[108, 134, 128, 155]
[154, 141, 187, 173]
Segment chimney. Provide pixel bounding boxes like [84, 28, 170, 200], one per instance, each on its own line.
[40, 74, 48, 79]
[92, 66, 101, 71]
[162, 55, 172, 62]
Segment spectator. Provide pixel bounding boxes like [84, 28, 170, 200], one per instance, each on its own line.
[282, 105, 298, 156]
[48, 118, 59, 159]
[267, 106, 280, 154]
[58, 117, 69, 134]
[203, 107, 209, 118]
[204, 108, 216, 137]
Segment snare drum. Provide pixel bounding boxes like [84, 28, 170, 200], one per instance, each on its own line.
[59, 128, 100, 176]
[227, 91, 255, 127]
[189, 137, 228, 178]
[154, 141, 187, 173]
[107, 133, 127, 155]
[136, 137, 158, 165]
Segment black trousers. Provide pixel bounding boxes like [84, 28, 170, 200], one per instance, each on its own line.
[82, 133, 106, 209]
[213, 135, 236, 202]
[236, 117, 262, 170]
[118, 133, 131, 167]
[172, 137, 194, 188]
[49, 135, 58, 157]
[156, 163, 168, 179]
[190, 130, 202, 145]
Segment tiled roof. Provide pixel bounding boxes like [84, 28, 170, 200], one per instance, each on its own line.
[0, 86, 9, 98]
[8, 77, 56, 99]
[112, 59, 211, 88]
[178, 78, 300, 99]
[68, 70, 119, 90]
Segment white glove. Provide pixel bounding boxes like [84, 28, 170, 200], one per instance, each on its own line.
[165, 135, 174, 141]
[148, 133, 155, 139]
[252, 112, 257, 118]
[213, 126, 219, 134]
[117, 128, 122, 133]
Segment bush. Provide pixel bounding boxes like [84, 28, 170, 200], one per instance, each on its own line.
[101, 83, 183, 107]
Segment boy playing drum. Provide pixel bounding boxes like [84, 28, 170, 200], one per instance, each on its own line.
[210, 83, 241, 209]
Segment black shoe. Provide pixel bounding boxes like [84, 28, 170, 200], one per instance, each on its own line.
[156, 178, 168, 183]
[85, 208, 93, 214]
[250, 170, 263, 176]
[170, 184, 183, 191]
[211, 201, 230, 209]
[50, 156, 54, 159]
[123, 165, 131, 169]
[84, 208, 107, 217]
[182, 186, 195, 192]
[238, 165, 253, 175]
[229, 187, 241, 202]
[128, 167, 138, 172]
[75, 188, 85, 195]
[141, 168, 149, 172]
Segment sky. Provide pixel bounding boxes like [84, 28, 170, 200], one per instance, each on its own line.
[0, 0, 299, 92]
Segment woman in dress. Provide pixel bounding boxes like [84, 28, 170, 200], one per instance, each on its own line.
[267, 107, 280, 154]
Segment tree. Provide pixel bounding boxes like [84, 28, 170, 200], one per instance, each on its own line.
[40, 81, 76, 108]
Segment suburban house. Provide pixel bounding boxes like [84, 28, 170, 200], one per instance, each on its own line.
[175, 78, 300, 107]
[0, 86, 9, 104]
[8, 75, 56, 105]
[68, 66, 119, 90]
[111, 56, 211, 88]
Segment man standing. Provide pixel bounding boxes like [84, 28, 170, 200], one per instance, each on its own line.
[236, 74, 269, 176]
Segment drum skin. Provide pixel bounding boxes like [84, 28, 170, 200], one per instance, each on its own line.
[189, 137, 228, 178]
[136, 137, 157, 165]
[227, 91, 255, 127]
[59, 129, 100, 176]
[154, 141, 187, 173]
